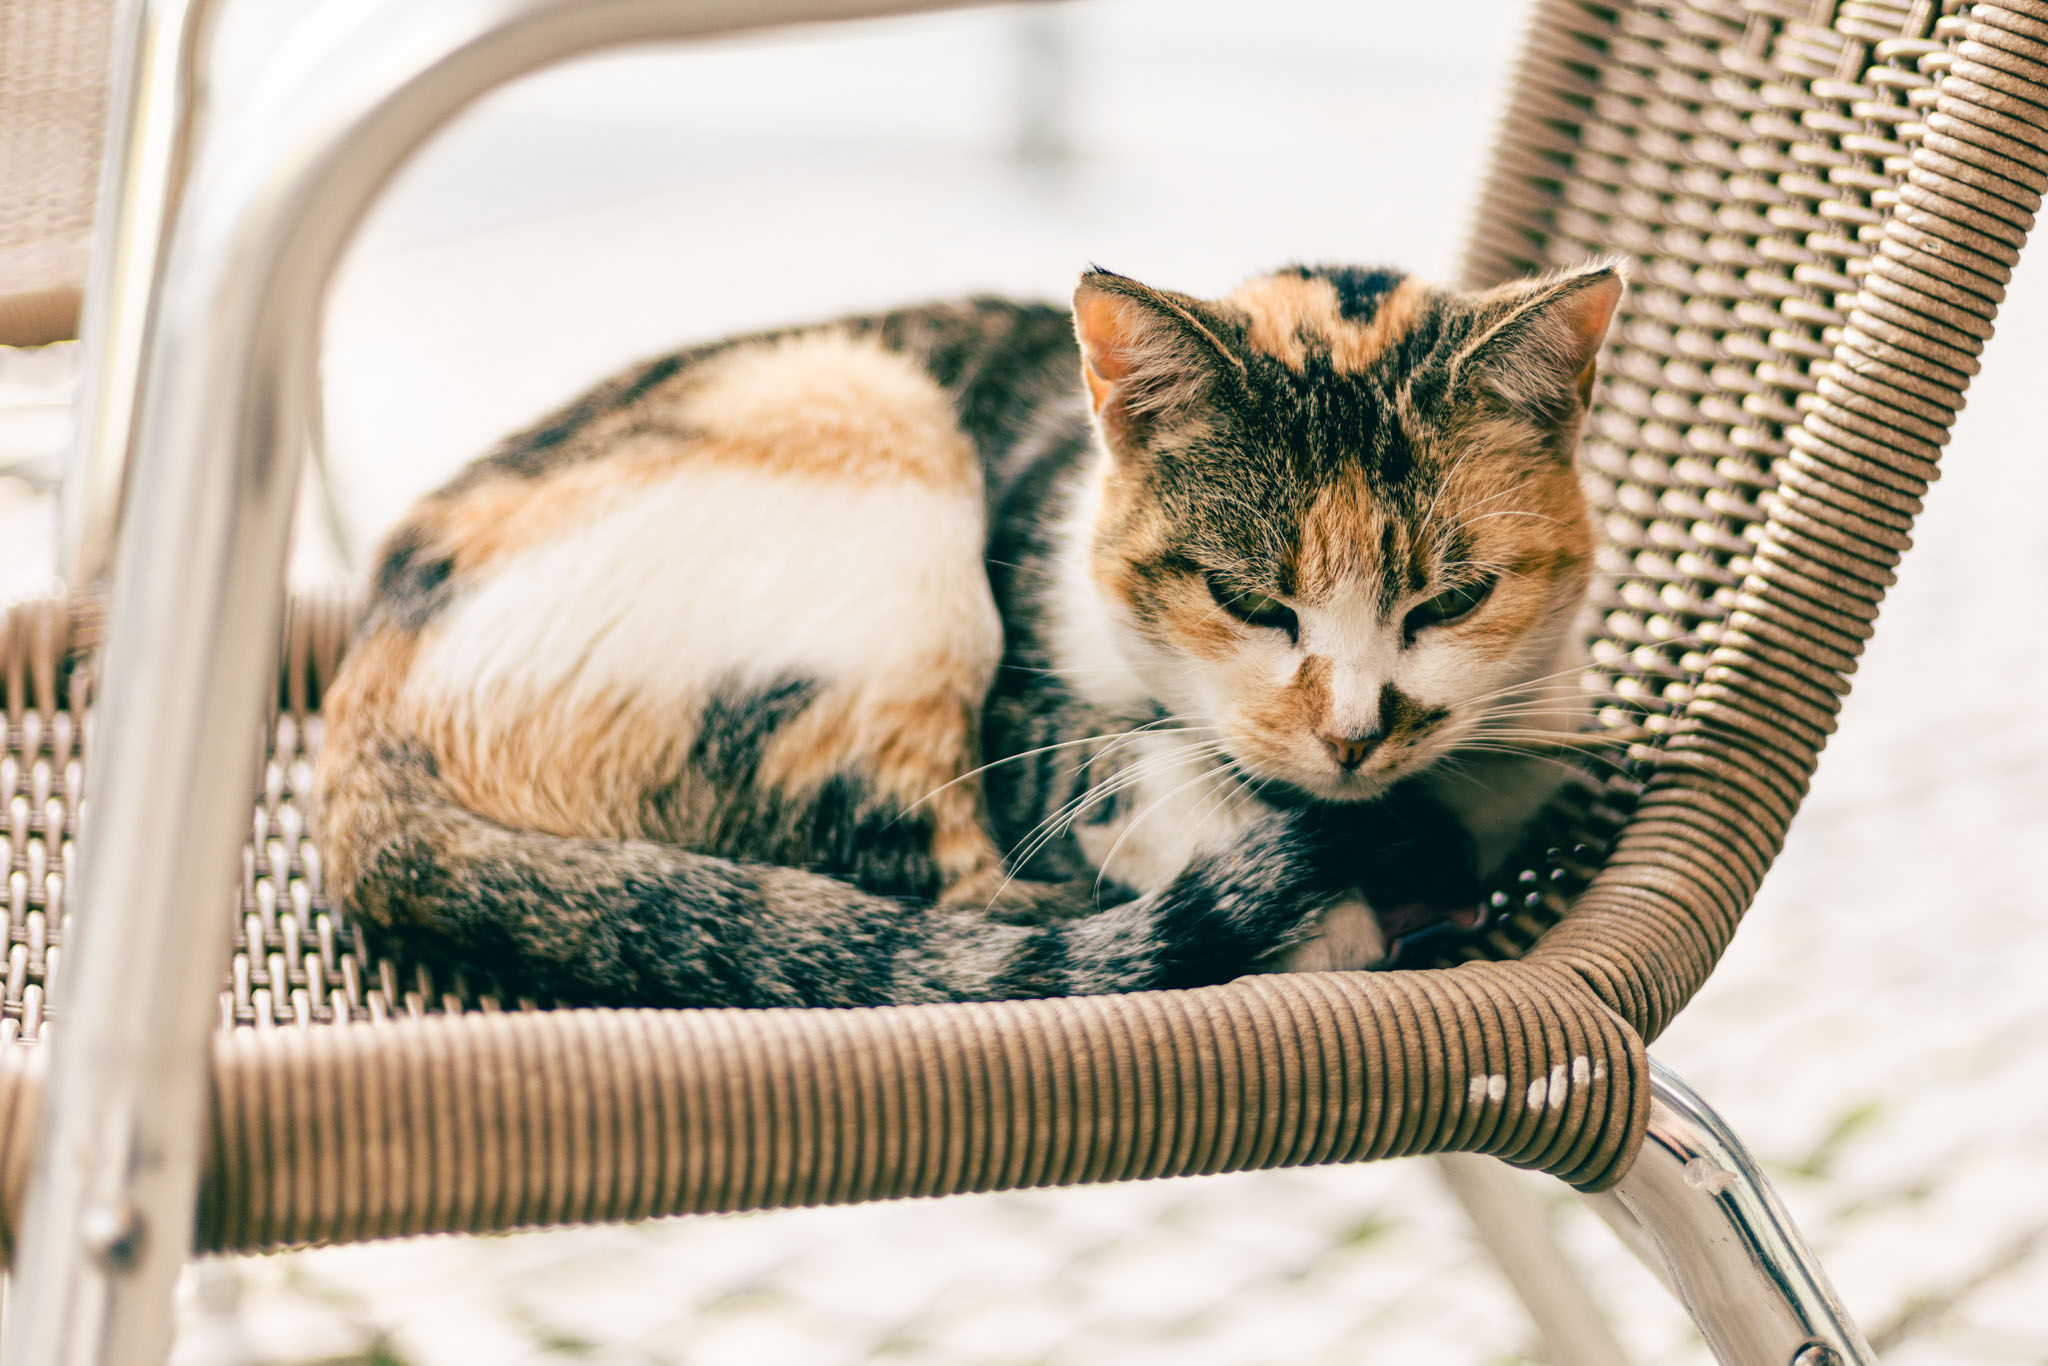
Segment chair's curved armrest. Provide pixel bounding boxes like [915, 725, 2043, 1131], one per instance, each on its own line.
[0, 961, 1645, 1258]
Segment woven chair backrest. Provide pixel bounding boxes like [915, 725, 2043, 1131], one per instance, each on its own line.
[1445, 0, 2046, 1036]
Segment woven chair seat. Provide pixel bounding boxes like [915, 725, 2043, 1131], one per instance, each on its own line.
[2, 0, 2045, 1258]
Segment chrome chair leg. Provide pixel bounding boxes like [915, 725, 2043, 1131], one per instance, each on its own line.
[1583, 1059, 1876, 1366]
[1436, 1153, 1633, 1366]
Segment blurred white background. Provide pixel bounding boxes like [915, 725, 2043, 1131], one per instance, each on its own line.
[2, 0, 2043, 1361]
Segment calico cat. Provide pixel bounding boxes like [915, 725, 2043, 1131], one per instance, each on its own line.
[313, 261, 1620, 1008]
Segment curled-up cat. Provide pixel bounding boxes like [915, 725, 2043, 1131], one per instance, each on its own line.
[314, 260, 1621, 1008]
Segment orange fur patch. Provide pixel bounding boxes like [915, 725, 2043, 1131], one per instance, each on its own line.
[405, 680, 694, 843]
[678, 331, 980, 488]
[1152, 573, 1246, 660]
[1431, 449, 1592, 660]
[1227, 276, 1425, 374]
[1223, 651, 1331, 780]
[1089, 468, 1185, 636]
[414, 437, 688, 573]
[321, 628, 417, 743]
[1091, 493, 1242, 663]
[402, 635, 1009, 895]
[1261, 653, 1331, 735]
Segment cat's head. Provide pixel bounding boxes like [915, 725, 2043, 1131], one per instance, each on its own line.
[1073, 260, 1619, 803]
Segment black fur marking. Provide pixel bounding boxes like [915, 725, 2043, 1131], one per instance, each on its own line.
[374, 737, 440, 785]
[1376, 520, 1405, 616]
[870, 300, 1081, 482]
[805, 774, 941, 901]
[612, 353, 685, 409]
[412, 846, 860, 1008]
[994, 923, 1074, 997]
[1288, 264, 1408, 323]
[682, 673, 943, 900]
[488, 353, 695, 476]
[370, 528, 457, 631]
[689, 674, 819, 786]
[1379, 682, 1450, 744]
[1345, 783, 1480, 909]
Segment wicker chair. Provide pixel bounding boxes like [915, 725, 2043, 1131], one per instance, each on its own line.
[0, 0, 111, 352]
[4, 0, 2044, 1360]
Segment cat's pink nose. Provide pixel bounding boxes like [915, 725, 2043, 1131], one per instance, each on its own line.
[1319, 729, 1382, 770]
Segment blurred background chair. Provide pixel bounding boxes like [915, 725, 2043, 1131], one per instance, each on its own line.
[0, 0, 112, 352]
[0, 0, 113, 515]
[3, 0, 2046, 1362]
[0, 0, 351, 600]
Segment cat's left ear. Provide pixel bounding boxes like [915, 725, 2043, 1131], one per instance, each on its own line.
[1454, 263, 1624, 425]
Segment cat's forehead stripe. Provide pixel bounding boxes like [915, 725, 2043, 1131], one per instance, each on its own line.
[1274, 468, 1492, 615]
[1226, 272, 1427, 376]
[1288, 478, 1422, 607]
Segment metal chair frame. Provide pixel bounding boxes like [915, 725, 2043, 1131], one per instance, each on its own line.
[6, 0, 2038, 1359]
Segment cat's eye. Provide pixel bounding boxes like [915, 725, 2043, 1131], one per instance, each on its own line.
[1205, 573, 1298, 639]
[1404, 576, 1496, 639]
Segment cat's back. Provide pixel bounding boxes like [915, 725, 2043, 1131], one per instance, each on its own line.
[441, 296, 1078, 496]
[321, 297, 1081, 882]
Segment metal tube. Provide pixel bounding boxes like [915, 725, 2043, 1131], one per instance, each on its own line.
[2, 2, 1027, 1363]
[56, 0, 221, 589]
[1585, 1061, 1876, 1366]
[1436, 1153, 1634, 1366]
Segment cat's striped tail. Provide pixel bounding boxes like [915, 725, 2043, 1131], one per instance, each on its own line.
[318, 745, 1355, 1009]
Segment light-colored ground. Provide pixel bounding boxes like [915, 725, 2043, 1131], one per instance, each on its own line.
[5, 1, 2046, 1361]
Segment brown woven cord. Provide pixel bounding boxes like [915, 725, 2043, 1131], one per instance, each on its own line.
[0, 962, 1633, 1253]
[1455, 0, 2048, 1040]
[179, 964, 1641, 1254]
[0, 0, 114, 346]
[5, 0, 2048, 1256]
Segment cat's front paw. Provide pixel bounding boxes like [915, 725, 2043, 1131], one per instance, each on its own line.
[1278, 893, 1389, 972]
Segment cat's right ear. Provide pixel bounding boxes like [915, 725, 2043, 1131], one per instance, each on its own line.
[1074, 270, 1244, 453]
[1452, 263, 1624, 427]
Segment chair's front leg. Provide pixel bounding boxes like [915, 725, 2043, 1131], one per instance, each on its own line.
[1437, 1153, 1634, 1366]
[1583, 1059, 1875, 1366]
